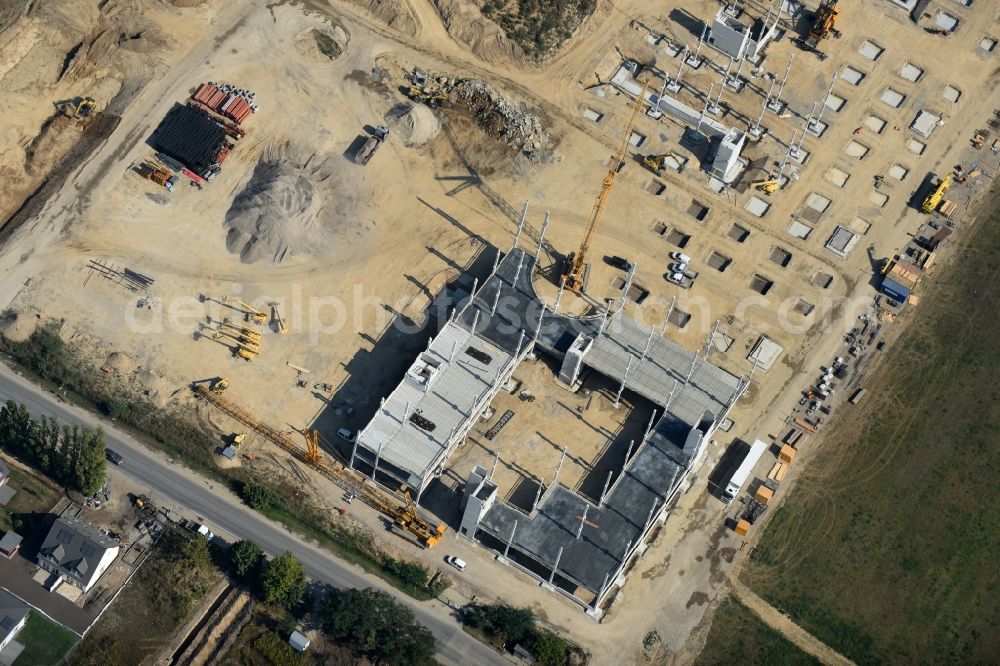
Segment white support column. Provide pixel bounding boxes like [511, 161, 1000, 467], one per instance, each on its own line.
[515, 329, 526, 358]
[450, 340, 458, 363]
[553, 447, 567, 486]
[576, 504, 590, 540]
[769, 54, 793, 113]
[349, 434, 360, 468]
[471, 308, 481, 335]
[613, 356, 635, 408]
[491, 277, 502, 315]
[512, 201, 529, 250]
[462, 277, 478, 315]
[618, 263, 636, 313]
[372, 440, 385, 480]
[599, 468, 614, 508]
[598, 303, 612, 337]
[503, 519, 518, 559]
[705, 82, 720, 116]
[749, 77, 775, 139]
[667, 46, 687, 93]
[810, 72, 837, 133]
[492, 247, 502, 275]
[620, 538, 633, 568]
[512, 252, 525, 287]
[660, 297, 675, 336]
[548, 546, 564, 586]
[641, 323, 656, 362]
[491, 450, 500, 478]
[644, 497, 662, 532]
[533, 212, 550, 268]
[664, 378, 681, 412]
[687, 25, 707, 68]
[554, 276, 566, 314]
[643, 409, 658, 442]
[623, 438, 636, 467]
[532, 478, 545, 513]
[532, 303, 547, 348]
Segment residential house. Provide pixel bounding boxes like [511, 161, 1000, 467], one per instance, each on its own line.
[0, 590, 29, 652]
[37, 516, 119, 593]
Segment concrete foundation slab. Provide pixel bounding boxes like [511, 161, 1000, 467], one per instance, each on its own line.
[942, 85, 962, 103]
[849, 217, 873, 234]
[805, 192, 831, 212]
[744, 196, 770, 217]
[823, 167, 850, 187]
[888, 164, 910, 180]
[825, 94, 846, 111]
[881, 88, 906, 108]
[845, 140, 870, 158]
[899, 62, 924, 82]
[787, 220, 813, 239]
[906, 138, 927, 154]
[859, 40, 884, 61]
[841, 66, 866, 86]
[868, 191, 889, 207]
[865, 115, 887, 133]
[910, 110, 941, 138]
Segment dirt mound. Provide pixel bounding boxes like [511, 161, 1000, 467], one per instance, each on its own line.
[344, 0, 417, 36]
[224, 143, 363, 264]
[385, 103, 441, 146]
[106, 351, 133, 371]
[0, 311, 36, 342]
[24, 114, 83, 176]
[137, 369, 164, 393]
[432, 0, 524, 64]
[449, 79, 551, 160]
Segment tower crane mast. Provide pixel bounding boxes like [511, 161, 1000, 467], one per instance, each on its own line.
[564, 80, 650, 291]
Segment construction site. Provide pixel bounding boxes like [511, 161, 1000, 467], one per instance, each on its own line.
[0, 0, 999, 661]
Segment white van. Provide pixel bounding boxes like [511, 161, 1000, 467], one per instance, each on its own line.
[446, 556, 467, 572]
[337, 427, 355, 443]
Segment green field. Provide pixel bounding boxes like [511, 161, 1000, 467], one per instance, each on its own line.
[694, 595, 819, 666]
[12, 613, 77, 666]
[0, 464, 62, 534]
[742, 201, 1000, 663]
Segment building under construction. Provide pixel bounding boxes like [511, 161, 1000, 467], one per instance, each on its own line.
[348, 212, 747, 616]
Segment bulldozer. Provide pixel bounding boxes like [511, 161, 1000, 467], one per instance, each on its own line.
[642, 152, 687, 175]
[54, 96, 96, 120]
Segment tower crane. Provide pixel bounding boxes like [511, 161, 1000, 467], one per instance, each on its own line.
[563, 81, 649, 292]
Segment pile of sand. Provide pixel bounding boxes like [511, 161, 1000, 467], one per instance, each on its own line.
[385, 103, 440, 147]
[0, 311, 36, 342]
[137, 369, 164, 393]
[224, 143, 362, 264]
[106, 351, 133, 371]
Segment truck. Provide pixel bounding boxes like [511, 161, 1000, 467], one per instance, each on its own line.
[664, 267, 698, 289]
[722, 439, 769, 503]
[354, 125, 389, 165]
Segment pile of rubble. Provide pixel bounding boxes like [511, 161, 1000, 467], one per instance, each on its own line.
[449, 78, 550, 159]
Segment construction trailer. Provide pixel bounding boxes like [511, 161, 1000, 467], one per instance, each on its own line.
[722, 439, 769, 503]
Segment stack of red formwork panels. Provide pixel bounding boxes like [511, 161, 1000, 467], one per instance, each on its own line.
[224, 97, 252, 125]
[214, 144, 231, 165]
[193, 83, 216, 105]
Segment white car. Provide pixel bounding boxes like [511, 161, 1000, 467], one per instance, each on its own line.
[446, 556, 467, 572]
[665, 272, 686, 285]
[337, 427, 355, 442]
[668, 262, 688, 274]
[669, 252, 691, 264]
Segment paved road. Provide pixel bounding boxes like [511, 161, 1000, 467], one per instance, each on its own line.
[0, 365, 507, 666]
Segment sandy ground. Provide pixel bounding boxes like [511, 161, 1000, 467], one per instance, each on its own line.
[0, 0, 998, 662]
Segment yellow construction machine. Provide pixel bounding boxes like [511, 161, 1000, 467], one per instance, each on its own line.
[210, 330, 259, 361]
[752, 178, 781, 195]
[642, 151, 687, 175]
[564, 81, 650, 292]
[54, 96, 96, 119]
[406, 85, 448, 107]
[270, 304, 287, 334]
[801, 0, 841, 58]
[234, 300, 267, 325]
[192, 386, 446, 548]
[220, 320, 261, 342]
[921, 173, 952, 213]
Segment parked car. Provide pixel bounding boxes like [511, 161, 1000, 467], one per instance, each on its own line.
[105, 449, 125, 465]
[668, 262, 688, 274]
[336, 427, 356, 443]
[669, 252, 691, 264]
[603, 255, 633, 272]
[446, 556, 467, 572]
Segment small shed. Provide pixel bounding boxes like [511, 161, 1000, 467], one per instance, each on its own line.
[0, 532, 21, 559]
[779, 445, 796, 463]
[288, 630, 310, 653]
[220, 445, 237, 461]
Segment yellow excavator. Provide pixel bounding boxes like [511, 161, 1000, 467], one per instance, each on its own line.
[752, 178, 781, 195]
[220, 320, 261, 342]
[564, 81, 650, 292]
[54, 96, 96, 120]
[642, 151, 687, 175]
[801, 0, 841, 58]
[406, 85, 448, 107]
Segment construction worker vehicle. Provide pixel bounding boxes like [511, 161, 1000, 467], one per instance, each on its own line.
[406, 85, 448, 107]
[136, 162, 179, 192]
[799, 0, 841, 59]
[642, 152, 687, 175]
[192, 386, 446, 548]
[921, 172, 952, 213]
[355, 125, 389, 165]
[752, 178, 781, 195]
[54, 96, 96, 119]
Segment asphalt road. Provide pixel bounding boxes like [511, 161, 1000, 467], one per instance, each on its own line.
[0, 365, 507, 666]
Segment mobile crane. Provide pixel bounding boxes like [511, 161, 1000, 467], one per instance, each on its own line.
[800, 1, 841, 59]
[563, 81, 649, 292]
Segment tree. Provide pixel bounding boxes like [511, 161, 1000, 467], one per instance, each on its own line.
[231, 539, 264, 577]
[322, 588, 436, 666]
[261, 552, 306, 609]
[465, 603, 535, 645]
[76, 428, 106, 495]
